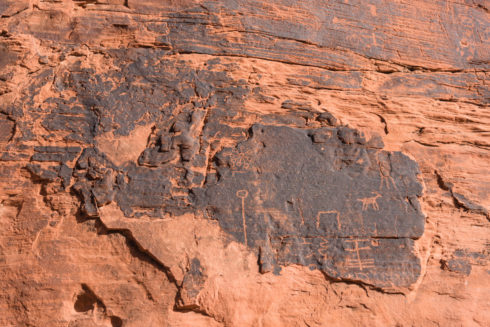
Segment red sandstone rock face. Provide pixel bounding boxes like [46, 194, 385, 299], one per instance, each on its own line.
[0, 1, 489, 326]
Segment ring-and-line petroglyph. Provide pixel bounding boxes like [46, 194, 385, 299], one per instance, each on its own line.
[236, 190, 249, 246]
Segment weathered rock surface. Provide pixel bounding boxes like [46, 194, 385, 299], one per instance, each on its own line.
[0, 1, 488, 326]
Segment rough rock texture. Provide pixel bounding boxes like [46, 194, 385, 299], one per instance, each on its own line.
[0, 1, 489, 326]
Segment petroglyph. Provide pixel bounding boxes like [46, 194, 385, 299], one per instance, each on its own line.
[200, 124, 425, 288]
[316, 210, 341, 230]
[73, 114, 425, 288]
[344, 239, 375, 271]
[236, 190, 249, 246]
[297, 198, 306, 226]
[358, 193, 382, 211]
[377, 155, 396, 190]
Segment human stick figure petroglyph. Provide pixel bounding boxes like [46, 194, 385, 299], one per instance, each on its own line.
[344, 239, 374, 271]
[380, 172, 396, 190]
[316, 210, 341, 230]
[376, 156, 396, 190]
[236, 190, 249, 246]
[358, 192, 381, 211]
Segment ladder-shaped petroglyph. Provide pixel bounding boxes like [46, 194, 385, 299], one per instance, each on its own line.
[344, 239, 375, 271]
[358, 192, 381, 211]
[236, 190, 249, 246]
